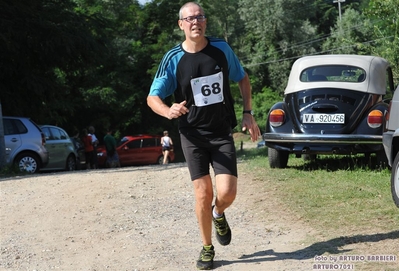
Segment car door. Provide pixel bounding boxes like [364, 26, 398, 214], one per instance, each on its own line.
[141, 138, 161, 164]
[42, 127, 66, 169]
[3, 118, 23, 164]
[118, 139, 142, 166]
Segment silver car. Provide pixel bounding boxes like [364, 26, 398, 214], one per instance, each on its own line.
[383, 85, 399, 208]
[40, 125, 78, 171]
[2, 116, 49, 173]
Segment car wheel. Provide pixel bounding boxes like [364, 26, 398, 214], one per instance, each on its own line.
[268, 148, 289, 168]
[15, 152, 40, 173]
[66, 154, 76, 171]
[391, 152, 399, 208]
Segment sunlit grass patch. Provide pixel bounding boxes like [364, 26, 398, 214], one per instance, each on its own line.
[237, 147, 398, 236]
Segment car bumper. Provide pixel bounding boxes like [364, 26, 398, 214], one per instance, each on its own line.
[263, 133, 383, 154]
[263, 133, 382, 144]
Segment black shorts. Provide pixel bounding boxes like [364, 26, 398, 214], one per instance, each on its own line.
[180, 132, 237, 181]
[162, 146, 171, 151]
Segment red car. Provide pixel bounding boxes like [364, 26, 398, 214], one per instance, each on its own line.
[97, 134, 175, 167]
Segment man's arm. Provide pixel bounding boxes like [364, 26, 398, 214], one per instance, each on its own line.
[147, 95, 189, 120]
[238, 73, 260, 142]
[238, 73, 252, 111]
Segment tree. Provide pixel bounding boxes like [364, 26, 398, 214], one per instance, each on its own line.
[238, 0, 318, 93]
[364, 0, 399, 86]
[322, 8, 374, 55]
[0, 0, 109, 125]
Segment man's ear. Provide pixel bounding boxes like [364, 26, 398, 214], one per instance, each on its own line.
[178, 19, 184, 30]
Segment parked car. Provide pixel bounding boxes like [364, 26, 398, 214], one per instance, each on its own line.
[39, 125, 78, 171]
[2, 116, 49, 173]
[383, 85, 399, 208]
[70, 136, 86, 169]
[97, 134, 175, 167]
[262, 55, 395, 168]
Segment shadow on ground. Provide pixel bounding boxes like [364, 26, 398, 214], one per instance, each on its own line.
[214, 230, 399, 268]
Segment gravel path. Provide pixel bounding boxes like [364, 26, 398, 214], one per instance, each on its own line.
[1, 161, 398, 270]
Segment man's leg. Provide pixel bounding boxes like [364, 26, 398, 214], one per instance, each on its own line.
[214, 174, 237, 215]
[192, 174, 214, 246]
[211, 174, 236, 246]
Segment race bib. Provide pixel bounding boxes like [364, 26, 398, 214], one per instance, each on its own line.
[190, 72, 224, 107]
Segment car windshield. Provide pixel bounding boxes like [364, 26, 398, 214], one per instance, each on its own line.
[300, 65, 366, 83]
[117, 137, 129, 147]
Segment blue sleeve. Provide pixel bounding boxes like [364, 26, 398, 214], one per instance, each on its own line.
[210, 38, 245, 82]
[149, 46, 183, 100]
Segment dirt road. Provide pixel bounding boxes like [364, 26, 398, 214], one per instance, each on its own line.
[1, 162, 398, 271]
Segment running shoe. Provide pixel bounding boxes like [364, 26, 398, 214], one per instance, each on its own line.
[196, 245, 215, 270]
[212, 206, 231, 246]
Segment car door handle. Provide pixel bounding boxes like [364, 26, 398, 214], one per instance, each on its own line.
[11, 138, 19, 142]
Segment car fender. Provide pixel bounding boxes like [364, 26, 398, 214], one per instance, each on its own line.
[353, 101, 389, 135]
[392, 128, 399, 160]
[265, 102, 295, 134]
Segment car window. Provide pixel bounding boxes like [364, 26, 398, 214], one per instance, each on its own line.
[41, 127, 52, 140]
[127, 139, 141, 149]
[50, 127, 62, 140]
[300, 65, 365, 83]
[386, 67, 395, 95]
[59, 129, 68, 140]
[3, 119, 18, 135]
[14, 119, 28, 134]
[142, 138, 157, 148]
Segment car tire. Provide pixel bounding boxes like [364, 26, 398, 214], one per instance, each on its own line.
[391, 152, 399, 208]
[268, 148, 289, 168]
[15, 152, 40, 174]
[66, 154, 77, 171]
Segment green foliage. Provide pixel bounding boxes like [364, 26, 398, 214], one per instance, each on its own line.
[0, 0, 109, 124]
[364, 0, 399, 85]
[238, 0, 319, 93]
[322, 8, 374, 55]
[251, 87, 283, 133]
[1, 0, 398, 142]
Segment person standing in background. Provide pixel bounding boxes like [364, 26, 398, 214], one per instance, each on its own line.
[161, 130, 173, 164]
[147, 2, 260, 269]
[88, 126, 99, 169]
[103, 128, 120, 168]
[81, 128, 94, 170]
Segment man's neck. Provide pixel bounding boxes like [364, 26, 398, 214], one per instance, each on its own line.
[182, 37, 207, 53]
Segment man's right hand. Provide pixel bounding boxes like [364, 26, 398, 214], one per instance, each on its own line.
[167, 101, 189, 119]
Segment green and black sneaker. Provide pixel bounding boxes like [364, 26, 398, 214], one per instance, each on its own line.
[212, 207, 232, 246]
[196, 245, 215, 270]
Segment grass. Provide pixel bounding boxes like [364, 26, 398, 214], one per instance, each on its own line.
[0, 164, 27, 179]
[235, 139, 399, 237]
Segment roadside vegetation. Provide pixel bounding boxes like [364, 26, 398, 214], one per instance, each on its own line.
[1, 0, 398, 143]
[235, 140, 398, 238]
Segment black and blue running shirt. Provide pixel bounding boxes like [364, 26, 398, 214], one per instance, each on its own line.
[149, 37, 246, 136]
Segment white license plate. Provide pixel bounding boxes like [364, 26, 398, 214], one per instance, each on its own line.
[303, 113, 345, 124]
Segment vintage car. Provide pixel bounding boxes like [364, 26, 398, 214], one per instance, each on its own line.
[262, 55, 395, 168]
[383, 85, 399, 208]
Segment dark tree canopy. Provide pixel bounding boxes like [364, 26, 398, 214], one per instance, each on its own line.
[0, 0, 397, 142]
